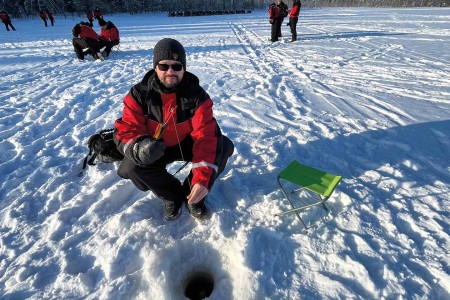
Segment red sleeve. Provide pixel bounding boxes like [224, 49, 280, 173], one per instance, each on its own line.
[114, 94, 148, 144]
[111, 28, 120, 41]
[190, 98, 218, 188]
[100, 29, 108, 40]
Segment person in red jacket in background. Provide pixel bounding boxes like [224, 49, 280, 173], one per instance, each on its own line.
[39, 10, 48, 27]
[72, 22, 103, 60]
[288, 0, 301, 42]
[86, 11, 94, 27]
[0, 11, 16, 31]
[268, 1, 280, 42]
[93, 7, 103, 21]
[98, 19, 120, 57]
[114, 38, 234, 221]
[47, 11, 54, 26]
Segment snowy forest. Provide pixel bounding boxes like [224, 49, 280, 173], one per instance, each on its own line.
[2, 0, 449, 17]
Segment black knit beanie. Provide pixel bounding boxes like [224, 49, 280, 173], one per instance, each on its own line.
[153, 38, 186, 70]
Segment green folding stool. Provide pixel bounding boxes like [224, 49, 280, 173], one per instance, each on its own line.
[276, 160, 342, 229]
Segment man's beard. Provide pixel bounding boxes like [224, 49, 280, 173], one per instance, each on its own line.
[161, 75, 179, 88]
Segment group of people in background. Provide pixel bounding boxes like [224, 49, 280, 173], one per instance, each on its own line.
[1, 6, 104, 32]
[269, 0, 301, 42]
[39, 10, 55, 27]
[3, 3, 299, 62]
[71, 14, 120, 61]
[2, 6, 119, 61]
[1, 9, 53, 30]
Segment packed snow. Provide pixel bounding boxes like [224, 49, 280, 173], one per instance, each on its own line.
[1, 7, 449, 299]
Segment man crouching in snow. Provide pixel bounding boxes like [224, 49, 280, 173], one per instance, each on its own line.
[114, 38, 234, 221]
[72, 22, 103, 61]
[98, 18, 120, 58]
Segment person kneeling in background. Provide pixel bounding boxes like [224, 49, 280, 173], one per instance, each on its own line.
[72, 22, 103, 60]
[98, 19, 120, 58]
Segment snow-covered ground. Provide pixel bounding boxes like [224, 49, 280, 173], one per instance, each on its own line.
[1, 7, 449, 299]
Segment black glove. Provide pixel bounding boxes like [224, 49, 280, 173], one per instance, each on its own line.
[131, 136, 166, 166]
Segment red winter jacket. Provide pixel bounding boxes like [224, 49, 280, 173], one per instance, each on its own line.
[0, 12, 10, 22]
[269, 4, 279, 20]
[86, 12, 93, 19]
[94, 10, 102, 18]
[100, 22, 120, 42]
[289, 2, 301, 18]
[39, 11, 47, 19]
[77, 24, 99, 40]
[114, 70, 221, 188]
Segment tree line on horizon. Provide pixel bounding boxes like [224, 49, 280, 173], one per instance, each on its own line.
[306, 0, 448, 7]
[2, 0, 448, 18]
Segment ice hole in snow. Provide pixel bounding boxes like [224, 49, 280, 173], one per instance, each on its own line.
[183, 270, 215, 300]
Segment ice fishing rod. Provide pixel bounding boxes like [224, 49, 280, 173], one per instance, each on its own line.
[170, 106, 192, 189]
[153, 106, 190, 177]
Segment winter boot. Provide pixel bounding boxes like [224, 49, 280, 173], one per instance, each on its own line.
[163, 201, 182, 221]
[187, 200, 208, 219]
[94, 52, 104, 61]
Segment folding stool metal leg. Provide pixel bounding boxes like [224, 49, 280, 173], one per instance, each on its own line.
[274, 160, 342, 231]
[275, 176, 309, 229]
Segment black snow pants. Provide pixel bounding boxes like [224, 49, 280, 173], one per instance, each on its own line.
[277, 17, 285, 38]
[289, 17, 298, 41]
[99, 39, 119, 56]
[117, 135, 234, 205]
[271, 19, 281, 42]
[72, 37, 100, 60]
[2, 20, 15, 31]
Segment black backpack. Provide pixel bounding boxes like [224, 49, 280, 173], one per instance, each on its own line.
[79, 128, 124, 176]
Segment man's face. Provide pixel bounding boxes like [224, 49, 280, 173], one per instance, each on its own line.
[155, 59, 184, 89]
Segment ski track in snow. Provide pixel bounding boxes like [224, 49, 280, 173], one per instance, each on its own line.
[1, 8, 450, 299]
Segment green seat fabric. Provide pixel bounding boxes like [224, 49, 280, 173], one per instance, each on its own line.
[278, 160, 342, 197]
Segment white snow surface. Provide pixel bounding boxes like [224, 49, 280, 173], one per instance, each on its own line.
[1, 7, 450, 300]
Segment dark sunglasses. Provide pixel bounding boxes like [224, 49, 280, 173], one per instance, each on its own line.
[157, 63, 183, 72]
